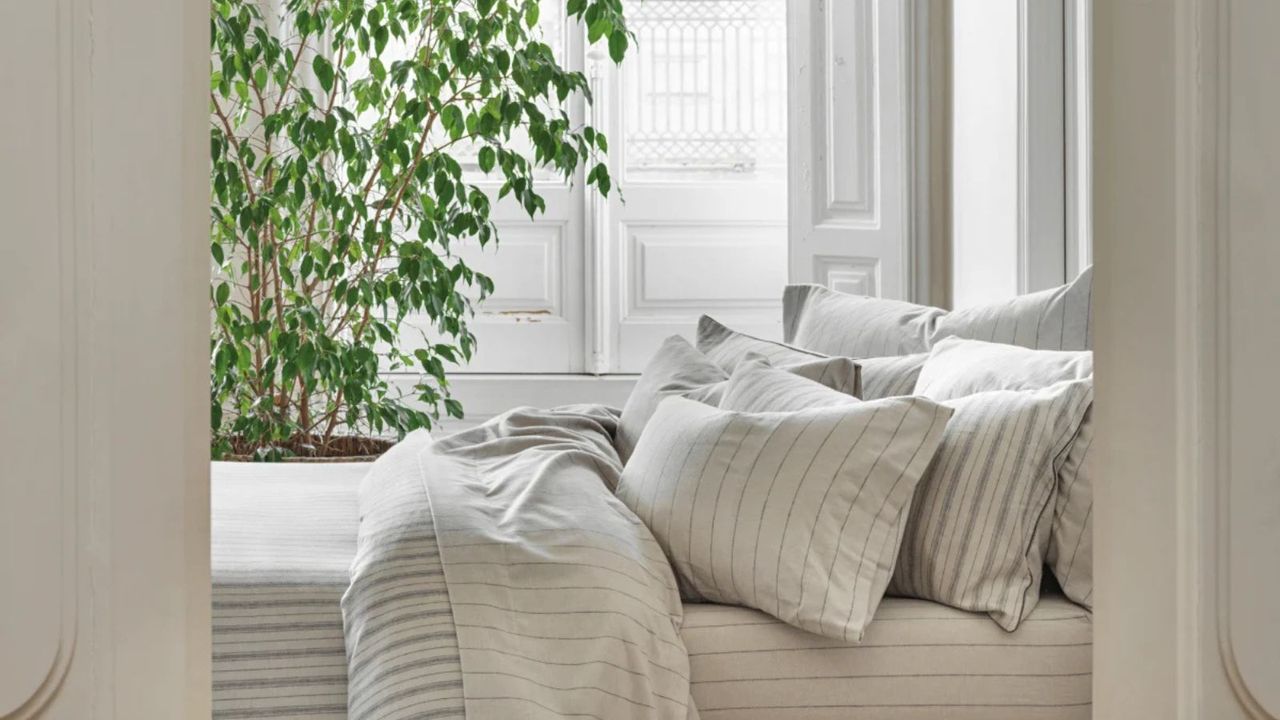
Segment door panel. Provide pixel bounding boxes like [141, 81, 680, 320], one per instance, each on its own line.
[788, 0, 914, 300]
[598, 0, 789, 372]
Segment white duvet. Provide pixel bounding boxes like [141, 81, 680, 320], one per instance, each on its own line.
[342, 404, 698, 719]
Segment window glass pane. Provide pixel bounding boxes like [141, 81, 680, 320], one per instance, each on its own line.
[622, 0, 787, 181]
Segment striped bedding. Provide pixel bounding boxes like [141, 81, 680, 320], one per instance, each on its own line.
[212, 461, 369, 720]
[684, 596, 1091, 719]
[212, 405, 1092, 720]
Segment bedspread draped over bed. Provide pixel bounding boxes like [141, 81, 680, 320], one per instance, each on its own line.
[342, 405, 699, 720]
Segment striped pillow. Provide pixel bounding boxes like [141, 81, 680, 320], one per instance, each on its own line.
[783, 286, 942, 357]
[616, 335, 728, 464]
[889, 379, 1094, 629]
[858, 353, 930, 400]
[617, 395, 953, 642]
[932, 267, 1093, 351]
[914, 337, 1095, 609]
[783, 267, 1094, 357]
[717, 355, 861, 414]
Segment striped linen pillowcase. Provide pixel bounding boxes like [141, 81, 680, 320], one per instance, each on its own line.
[617, 395, 953, 642]
[782, 267, 1093, 357]
[888, 378, 1094, 629]
[694, 315, 863, 396]
[619, 336, 862, 464]
[914, 337, 1096, 609]
[932, 266, 1093, 351]
[616, 335, 728, 463]
[782, 286, 943, 357]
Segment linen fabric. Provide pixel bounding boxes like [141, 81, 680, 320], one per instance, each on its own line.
[617, 334, 730, 463]
[888, 380, 1094, 630]
[346, 406, 696, 720]
[914, 337, 1096, 609]
[617, 395, 953, 642]
[694, 316, 862, 396]
[782, 267, 1094, 358]
[683, 596, 1091, 720]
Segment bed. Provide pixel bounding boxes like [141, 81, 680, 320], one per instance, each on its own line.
[211, 443, 1091, 720]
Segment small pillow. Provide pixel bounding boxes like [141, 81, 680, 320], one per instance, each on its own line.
[617, 395, 953, 642]
[888, 379, 1094, 630]
[858, 353, 930, 400]
[718, 355, 861, 414]
[913, 337, 1095, 609]
[694, 316, 864, 393]
[783, 286, 942, 356]
[931, 266, 1094, 351]
[616, 336, 727, 463]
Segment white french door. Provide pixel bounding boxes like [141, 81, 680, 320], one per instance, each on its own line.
[593, 0, 789, 373]
[787, 0, 920, 301]
[438, 0, 790, 376]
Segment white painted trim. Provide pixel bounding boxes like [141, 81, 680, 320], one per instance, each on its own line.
[908, 0, 934, 305]
[1065, 0, 1093, 277]
[1016, 0, 1067, 293]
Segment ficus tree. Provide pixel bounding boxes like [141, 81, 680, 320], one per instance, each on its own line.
[210, 0, 627, 459]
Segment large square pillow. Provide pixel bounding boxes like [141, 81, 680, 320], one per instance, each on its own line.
[617, 395, 952, 642]
[783, 267, 1093, 356]
[888, 379, 1094, 629]
[914, 337, 1095, 609]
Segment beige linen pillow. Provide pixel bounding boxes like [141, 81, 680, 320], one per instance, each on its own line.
[913, 337, 1096, 609]
[617, 395, 953, 642]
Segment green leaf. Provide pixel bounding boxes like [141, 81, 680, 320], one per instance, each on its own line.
[214, 282, 230, 307]
[608, 29, 628, 63]
[478, 146, 496, 173]
[313, 55, 334, 93]
[524, 2, 540, 29]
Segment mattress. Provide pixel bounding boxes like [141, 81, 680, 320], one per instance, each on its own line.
[683, 598, 1092, 719]
[212, 461, 1091, 720]
[211, 461, 370, 720]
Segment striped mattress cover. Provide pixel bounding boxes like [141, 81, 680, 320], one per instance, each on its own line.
[212, 457, 1091, 720]
[212, 460, 369, 720]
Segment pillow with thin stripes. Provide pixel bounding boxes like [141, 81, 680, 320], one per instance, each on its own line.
[783, 267, 1094, 357]
[616, 335, 728, 464]
[931, 267, 1093, 351]
[617, 395, 953, 642]
[914, 337, 1095, 609]
[694, 316, 865, 394]
[618, 336, 862, 464]
[857, 353, 930, 400]
[888, 379, 1094, 629]
[717, 355, 861, 414]
[782, 286, 943, 357]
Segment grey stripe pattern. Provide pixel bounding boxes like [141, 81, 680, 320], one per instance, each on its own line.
[889, 380, 1095, 630]
[618, 335, 730, 463]
[617, 396, 952, 642]
[913, 338, 1095, 609]
[783, 267, 1094, 358]
[783, 286, 942, 357]
[212, 461, 370, 720]
[858, 353, 930, 401]
[933, 267, 1094, 351]
[682, 596, 1091, 720]
[343, 438, 465, 720]
[716, 356, 861, 414]
[346, 406, 696, 720]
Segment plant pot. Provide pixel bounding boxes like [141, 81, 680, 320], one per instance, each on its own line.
[220, 435, 396, 462]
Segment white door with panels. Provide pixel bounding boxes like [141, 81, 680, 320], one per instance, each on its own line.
[787, 0, 919, 301]
[595, 0, 789, 372]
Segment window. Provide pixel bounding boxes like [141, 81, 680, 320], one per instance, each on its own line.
[418, 0, 790, 375]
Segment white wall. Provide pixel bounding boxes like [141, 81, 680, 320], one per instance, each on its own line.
[0, 0, 210, 717]
[1093, 0, 1280, 717]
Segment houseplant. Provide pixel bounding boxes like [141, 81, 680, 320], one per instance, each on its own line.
[210, 0, 628, 460]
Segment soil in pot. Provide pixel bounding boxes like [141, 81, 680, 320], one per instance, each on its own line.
[222, 434, 396, 462]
